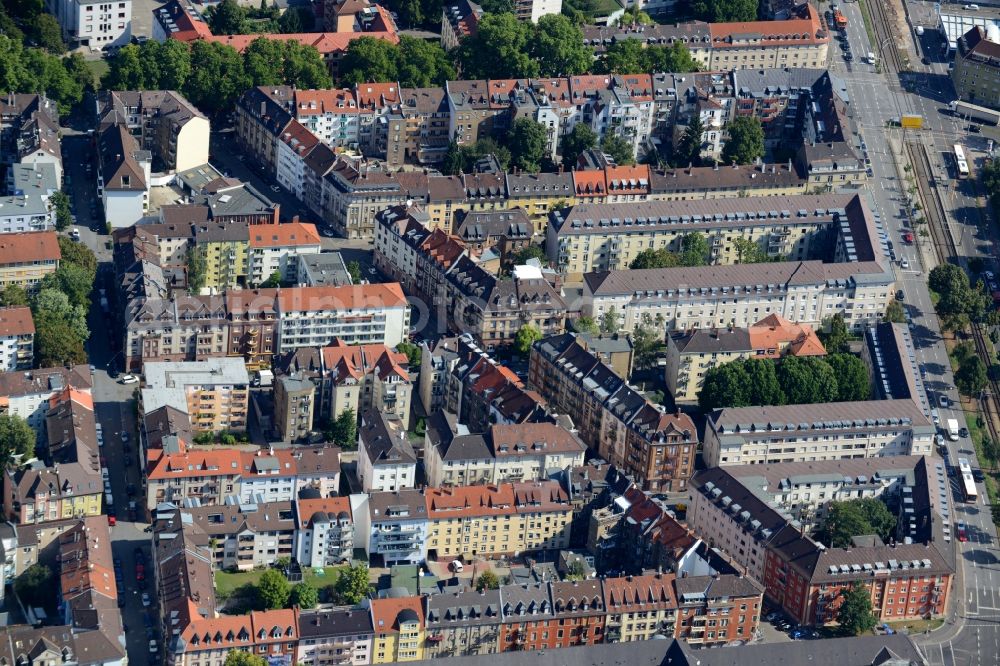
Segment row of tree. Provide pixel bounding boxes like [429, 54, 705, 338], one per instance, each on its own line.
[929, 263, 995, 333]
[629, 233, 711, 269]
[0, 36, 94, 113]
[339, 36, 455, 88]
[698, 354, 870, 410]
[102, 38, 331, 115]
[0, 0, 65, 53]
[203, 0, 315, 35]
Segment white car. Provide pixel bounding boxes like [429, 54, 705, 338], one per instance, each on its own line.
[120, 375, 139, 385]
[142, 592, 151, 607]
[148, 640, 157, 654]
[900, 258, 910, 269]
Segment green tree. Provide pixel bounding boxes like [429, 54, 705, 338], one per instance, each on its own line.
[601, 133, 635, 166]
[741, 358, 784, 405]
[699, 362, 752, 410]
[156, 39, 194, 90]
[679, 232, 710, 267]
[674, 116, 704, 167]
[819, 314, 851, 354]
[632, 314, 664, 370]
[721, 116, 765, 165]
[732, 236, 769, 264]
[838, 582, 877, 636]
[183, 41, 250, 114]
[257, 569, 291, 609]
[330, 408, 357, 448]
[456, 13, 538, 79]
[507, 117, 548, 172]
[629, 248, 679, 269]
[33, 313, 86, 366]
[983, 436, 1000, 467]
[930, 264, 992, 327]
[41, 263, 93, 309]
[647, 41, 700, 73]
[32, 289, 88, 339]
[63, 52, 96, 94]
[259, 271, 282, 288]
[14, 564, 52, 607]
[333, 564, 371, 604]
[186, 246, 207, 294]
[0, 284, 28, 307]
[598, 38, 646, 74]
[50, 191, 71, 231]
[816, 498, 896, 548]
[34, 13, 64, 53]
[279, 6, 314, 32]
[242, 37, 287, 86]
[224, 652, 267, 666]
[571, 316, 599, 335]
[0, 413, 36, 468]
[58, 236, 97, 275]
[560, 123, 597, 168]
[479, 0, 514, 11]
[514, 324, 543, 355]
[205, 0, 249, 34]
[599, 307, 620, 336]
[531, 14, 590, 76]
[825, 354, 870, 402]
[884, 300, 906, 323]
[289, 582, 318, 609]
[691, 0, 758, 22]
[475, 570, 500, 591]
[396, 36, 454, 87]
[346, 260, 361, 284]
[103, 43, 148, 89]
[956, 354, 988, 397]
[564, 559, 586, 581]
[777, 356, 838, 405]
[510, 245, 546, 265]
[617, 5, 654, 25]
[396, 341, 422, 366]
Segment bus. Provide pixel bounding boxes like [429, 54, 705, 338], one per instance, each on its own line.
[955, 144, 970, 178]
[958, 458, 978, 502]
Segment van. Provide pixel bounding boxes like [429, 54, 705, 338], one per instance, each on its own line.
[449, 560, 464, 573]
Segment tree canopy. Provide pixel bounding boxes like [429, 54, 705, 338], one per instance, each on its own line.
[956, 354, 988, 397]
[224, 652, 267, 666]
[816, 498, 897, 549]
[628, 234, 710, 269]
[289, 582, 318, 609]
[441, 138, 511, 175]
[674, 116, 705, 167]
[721, 116, 765, 165]
[340, 36, 454, 87]
[14, 564, 53, 608]
[601, 133, 635, 166]
[0, 413, 36, 468]
[329, 408, 358, 449]
[560, 123, 597, 168]
[838, 582, 877, 636]
[597, 38, 700, 75]
[507, 118, 549, 172]
[256, 569, 291, 609]
[690, 0, 759, 22]
[929, 263, 991, 332]
[0, 35, 86, 113]
[475, 570, 500, 591]
[514, 324, 543, 355]
[333, 564, 371, 604]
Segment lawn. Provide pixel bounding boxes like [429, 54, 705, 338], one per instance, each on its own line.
[215, 569, 267, 599]
[303, 565, 347, 587]
[85, 58, 109, 86]
[886, 617, 945, 634]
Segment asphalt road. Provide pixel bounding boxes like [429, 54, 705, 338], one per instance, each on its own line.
[831, 2, 1000, 663]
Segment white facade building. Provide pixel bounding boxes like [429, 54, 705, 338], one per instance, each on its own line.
[46, 0, 131, 47]
[516, 0, 561, 22]
[352, 490, 429, 565]
[357, 410, 416, 493]
[293, 497, 355, 567]
[277, 284, 410, 352]
[247, 222, 322, 286]
[0, 195, 53, 233]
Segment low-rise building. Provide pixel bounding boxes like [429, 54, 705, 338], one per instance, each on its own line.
[142, 358, 250, 433]
[0, 307, 34, 370]
[665, 314, 826, 403]
[702, 399, 936, 467]
[529, 333, 698, 491]
[294, 496, 355, 567]
[358, 409, 417, 493]
[0, 231, 60, 292]
[297, 609, 374, 666]
[296, 251, 353, 287]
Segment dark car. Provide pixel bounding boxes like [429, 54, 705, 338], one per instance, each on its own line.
[960, 427, 969, 438]
[970, 125, 982, 134]
[126, 483, 136, 496]
[143, 613, 154, 628]
[134, 548, 146, 565]
[922, 57, 930, 65]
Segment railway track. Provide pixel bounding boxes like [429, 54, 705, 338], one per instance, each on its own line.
[865, 0, 903, 74]
[908, 140, 1000, 455]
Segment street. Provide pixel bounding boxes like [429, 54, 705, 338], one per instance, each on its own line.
[833, 1, 1000, 663]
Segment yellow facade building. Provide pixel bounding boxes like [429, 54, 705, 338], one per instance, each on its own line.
[370, 596, 425, 663]
[195, 223, 250, 289]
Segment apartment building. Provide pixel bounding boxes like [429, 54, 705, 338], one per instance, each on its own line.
[321, 341, 413, 426]
[0, 194, 54, 234]
[0, 364, 91, 433]
[142, 358, 250, 433]
[673, 576, 763, 647]
[424, 588, 501, 658]
[195, 222, 250, 289]
[274, 374, 316, 443]
[383, 87, 451, 167]
[276, 120, 322, 198]
[240, 447, 341, 504]
[236, 86, 294, 175]
[369, 595, 425, 663]
[665, 314, 826, 403]
[358, 409, 417, 493]
[96, 90, 209, 172]
[183, 500, 296, 570]
[297, 251, 353, 287]
[227, 288, 281, 370]
[4, 390, 102, 524]
[423, 412, 587, 487]
[529, 333, 698, 492]
[97, 123, 150, 228]
[702, 399, 936, 467]
[324, 158, 407, 239]
[297, 609, 374, 666]
[0, 307, 33, 370]
[277, 284, 410, 351]
[952, 26, 1000, 109]
[248, 222, 322, 286]
[862, 322, 933, 417]
[0, 231, 60, 292]
[547, 192, 874, 278]
[424, 481, 572, 559]
[1, 95, 62, 183]
[355, 489, 429, 565]
[418, 336, 460, 414]
[689, 459, 954, 625]
[294, 496, 355, 567]
[46, 0, 131, 48]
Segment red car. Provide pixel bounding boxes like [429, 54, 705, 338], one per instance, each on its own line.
[957, 523, 968, 542]
[136, 563, 145, 581]
[902, 231, 914, 244]
[107, 515, 116, 526]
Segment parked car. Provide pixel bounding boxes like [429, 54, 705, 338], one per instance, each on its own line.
[960, 427, 969, 438]
[142, 592, 152, 607]
[940, 394, 950, 408]
[957, 523, 968, 542]
[120, 374, 139, 384]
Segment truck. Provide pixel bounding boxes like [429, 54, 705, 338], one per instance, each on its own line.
[947, 418, 960, 442]
[949, 99, 1000, 126]
[900, 114, 923, 129]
